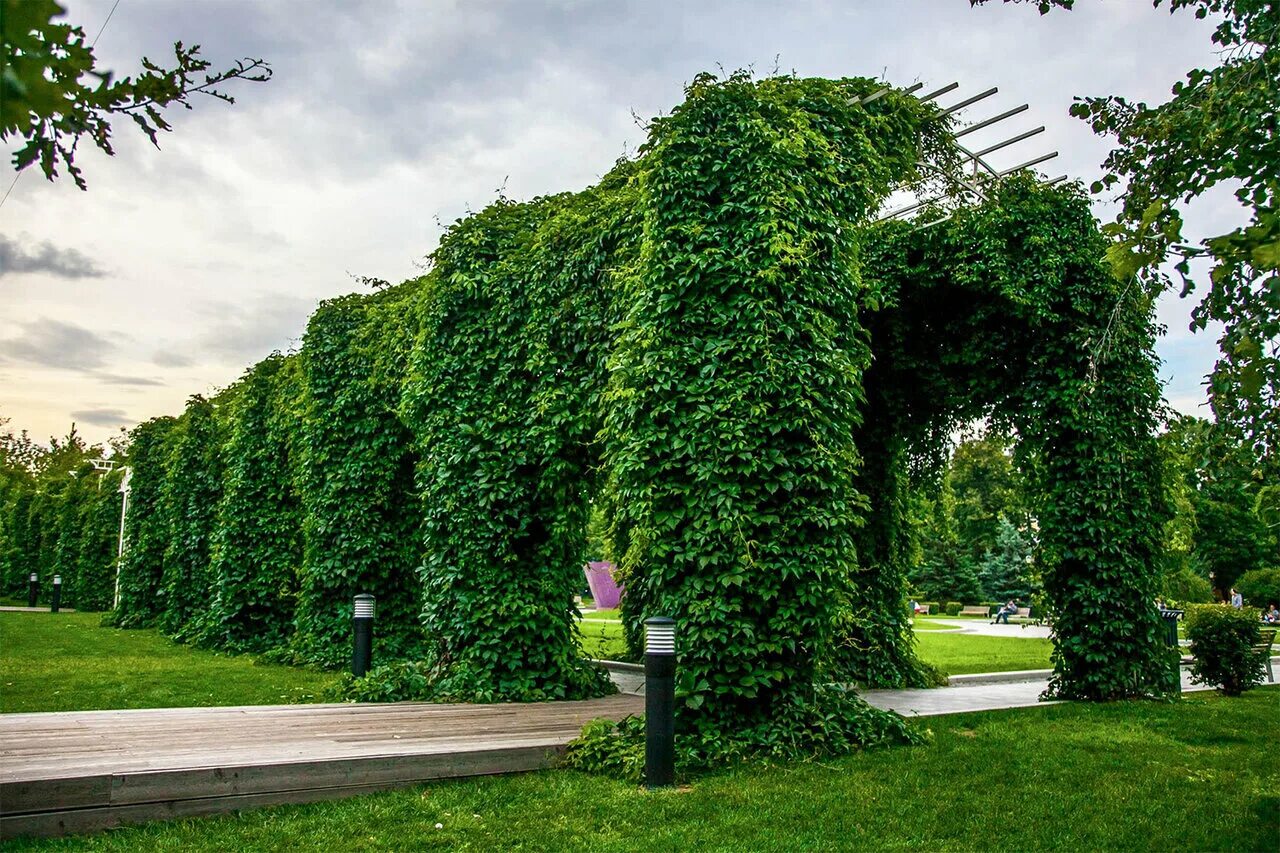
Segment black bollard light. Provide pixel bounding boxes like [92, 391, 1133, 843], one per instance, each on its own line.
[352, 594, 376, 678]
[1158, 607, 1184, 696]
[50, 575, 62, 613]
[27, 572, 38, 608]
[644, 616, 676, 789]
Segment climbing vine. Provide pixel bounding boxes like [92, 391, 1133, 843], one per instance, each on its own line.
[157, 394, 228, 643]
[293, 286, 425, 667]
[114, 416, 177, 626]
[25, 73, 1171, 756]
[208, 354, 303, 652]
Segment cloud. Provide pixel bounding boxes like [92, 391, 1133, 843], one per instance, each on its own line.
[0, 234, 106, 279]
[152, 350, 195, 368]
[192, 293, 317, 363]
[70, 407, 132, 428]
[0, 318, 117, 370]
[95, 373, 167, 387]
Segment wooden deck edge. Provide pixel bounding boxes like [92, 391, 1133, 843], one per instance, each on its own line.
[1, 743, 565, 840]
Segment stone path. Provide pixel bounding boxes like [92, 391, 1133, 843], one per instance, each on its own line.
[599, 658, 1280, 716]
[0, 606, 74, 613]
[921, 617, 1053, 639]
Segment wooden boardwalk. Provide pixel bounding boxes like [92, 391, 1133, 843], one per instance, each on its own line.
[0, 694, 643, 839]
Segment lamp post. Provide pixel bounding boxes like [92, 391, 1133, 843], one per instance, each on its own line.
[644, 616, 676, 789]
[50, 575, 62, 613]
[27, 572, 38, 608]
[352, 594, 376, 677]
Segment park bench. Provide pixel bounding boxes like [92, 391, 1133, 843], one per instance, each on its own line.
[1179, 628, 1276, 683]
[959, 606, 991, 618]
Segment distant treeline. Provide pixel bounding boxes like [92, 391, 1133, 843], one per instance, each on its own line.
[0, 426, 125, 612]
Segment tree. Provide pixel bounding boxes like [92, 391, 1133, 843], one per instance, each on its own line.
[2, 0, 271, 189]
[949, 434, 1025, 563]
[978, 515, 1036, 602]
[976, 0, 1279, 474]
[1158, 413, 1276, 595]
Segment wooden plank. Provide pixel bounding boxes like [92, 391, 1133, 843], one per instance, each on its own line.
[3, 779, 421, 840]
[107, 744, 561, 805]
[0, 774, 112, 813]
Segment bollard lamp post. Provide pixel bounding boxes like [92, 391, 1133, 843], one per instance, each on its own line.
[1158, 606, 1184, 696]
[644, 616, 676, 789]
[50, 575, 62, 613]
[352, 594, 376, 677]
[27, 572, 38, 608]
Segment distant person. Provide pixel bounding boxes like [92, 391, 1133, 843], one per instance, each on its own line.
[992, 599, 1017, 624]
[1231, 588, 1243, 608]
[1264, 604, 1279, 624]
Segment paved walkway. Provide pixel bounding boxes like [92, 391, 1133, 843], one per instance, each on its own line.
[921, 617, 1053, 639]
[0, 606, 74, 613]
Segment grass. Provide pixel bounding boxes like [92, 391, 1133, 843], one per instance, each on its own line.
[7, 690, 1277, 851]
[0, 611, 338, 713]
[915, 632, 1053, 675]
[1, 610, 1058, 715]
[581, 608, 619, 621]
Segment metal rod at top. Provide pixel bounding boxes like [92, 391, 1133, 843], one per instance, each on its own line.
[937, 86, 998, 117]
[997, 151, 1059, 177]
[972, 126, 1045, 158]
[918, 82, 959, 103]
[955, 104, 1029, 138]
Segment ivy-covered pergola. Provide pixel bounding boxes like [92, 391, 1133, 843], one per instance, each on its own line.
[113, 72, 1170, 757]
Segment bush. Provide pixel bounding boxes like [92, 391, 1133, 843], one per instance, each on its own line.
[327, 660, 616, 704]
[1184, 605, 1269, 696]
[922, 601, 940, 615]
[1236, 568, 1280, 608]
[1162, 565, 1214, 605]
[944, 602, 962, 616]
[561, 686, 926, 782]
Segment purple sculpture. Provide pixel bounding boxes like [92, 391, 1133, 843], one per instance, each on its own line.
[583, 561, 621, 609]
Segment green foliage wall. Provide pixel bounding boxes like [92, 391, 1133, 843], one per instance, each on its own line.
[73, 469, 123, 611]
[294, 287, 425, 667]
[36, 73, 1179, 723]
[401, 170, 637, 700]
[157, 395, 228, 641]
[209, 354, 303, 651]
[601, 73, 945, 724]
[115, 417, 177, 626]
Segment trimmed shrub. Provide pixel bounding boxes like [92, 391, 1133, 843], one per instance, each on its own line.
[1184, 604, 1269, 695]
[1236, 568, 1280, 608]
[944, 601, 962, 616]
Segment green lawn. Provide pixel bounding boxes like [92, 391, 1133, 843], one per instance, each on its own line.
[7, 690, 1276, 851]
[0, 611, 337, 713]
[1, 610, 1058, 715]
[915, 632, 1053, 675]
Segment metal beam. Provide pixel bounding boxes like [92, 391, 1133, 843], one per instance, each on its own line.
[918, 82, 959, 103]
[955, 104, 1029, 138]
[997, 151, 1059, 176]
[972, 126, 1045, 158]
[858, 81, 924, 106]
[938, 87, 999, 117]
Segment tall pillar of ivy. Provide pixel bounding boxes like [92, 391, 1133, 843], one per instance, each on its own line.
[601, 74, 938, 728]
[74, 468, 123, 612]
[209, 354, 303, 652]
[295, 290, 424, 668]
[115, 416, 177, 626]
[157, 395, 227, 642]
[402, 176, 637, 701]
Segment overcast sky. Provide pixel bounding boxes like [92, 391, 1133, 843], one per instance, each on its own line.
[1, 0, 1236, 447]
